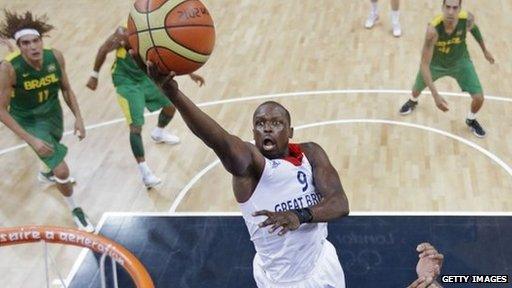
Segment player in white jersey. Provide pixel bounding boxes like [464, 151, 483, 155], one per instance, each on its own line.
[144, 65, 350, 287]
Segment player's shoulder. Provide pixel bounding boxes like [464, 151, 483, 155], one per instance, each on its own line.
[429, 14, 444, 27]
[299, 142, 326, 159]
[4, 50, 20, 62]
[0, 59, 15, 79]
[458, 10, 470, 20]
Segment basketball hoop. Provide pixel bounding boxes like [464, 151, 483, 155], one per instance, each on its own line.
[0, 226, 154, 288]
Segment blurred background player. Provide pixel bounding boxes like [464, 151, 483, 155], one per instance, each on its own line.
[399, 0, 495, 138]
[0, 10, 94, 232]
[86, 26, 205, 188]
[365, 0, 402, 37]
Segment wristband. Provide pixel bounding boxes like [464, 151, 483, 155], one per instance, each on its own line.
[90, 71, 99, 79]
[292, 208, 313, 224]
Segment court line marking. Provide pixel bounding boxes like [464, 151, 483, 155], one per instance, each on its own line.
[169, 118, 512, 213]
[101, 211, 512, 217]
[1, 88, 511, 156]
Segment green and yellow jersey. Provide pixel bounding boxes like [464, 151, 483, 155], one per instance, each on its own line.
[111, 47, 147, 86]
[430, 11, 471, 67]
[6, 48, 62, 118]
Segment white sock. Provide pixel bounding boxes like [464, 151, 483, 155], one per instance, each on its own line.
[467, 112, 476, 120]
[63, 195, 78, 211]
[371, 1, 378, 14]
[391, 10, 400, 23]
[153, 127, 164, 137]
[410, 96, 418, 102]
[138, 161, 152, 177]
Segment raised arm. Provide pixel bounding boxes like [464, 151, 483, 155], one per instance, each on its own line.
[155, 71, 263, 177]
[53, 49, 85, 140]
[420, 26, 449, 112]
[86, 28, 125, 90]
[302, 142, 349, 221]
[0, 61, 53, 156]
[467, 12, 494, 64]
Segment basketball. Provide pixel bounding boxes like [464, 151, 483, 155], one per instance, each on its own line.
[127, 0, 215, 75]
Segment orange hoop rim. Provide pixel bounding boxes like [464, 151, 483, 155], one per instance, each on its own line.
[0, 226, 154, 288]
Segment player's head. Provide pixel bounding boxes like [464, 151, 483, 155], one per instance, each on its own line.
[253, 101, 294, 159]
[0, 10, 54, 62]
[442, 0, 462, 22]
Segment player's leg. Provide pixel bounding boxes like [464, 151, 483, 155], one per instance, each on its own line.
[390, 0, 401, 37]
[38, 161, 76, 185]
[365, 0, 379, 29]
[129, 124, 162, 188]
[117, 85, 162, 188]
[53, 160, 94, 232]
[143, 77, 180, 144]
[400, 72, 425, 115]
[400, 66, 446, 115]
[455, 60, 486, 137]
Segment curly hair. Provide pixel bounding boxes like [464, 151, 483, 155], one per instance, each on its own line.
[0, 10, 54, 40]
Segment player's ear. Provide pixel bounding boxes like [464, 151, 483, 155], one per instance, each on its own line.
[289, 127, 294, 139]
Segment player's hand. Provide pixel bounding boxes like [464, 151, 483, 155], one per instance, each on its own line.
[30, 138, 54, 157]
[484, 50, 495, 64]
[416, 242, 444, 279]
[74, 118, 86, 140]
[407, 276, 435, 288]
[253, 210, 300, 236]
[189, 73, 205, 87]
[86, 77, 98, 91]
[433, 94, 449, 112]
[146, 61, 180, 97]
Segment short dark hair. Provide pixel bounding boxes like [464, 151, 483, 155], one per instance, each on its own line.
[254, 101, 291, 125]
[0, 10, 53, 40]
[443, 0, 462, 5]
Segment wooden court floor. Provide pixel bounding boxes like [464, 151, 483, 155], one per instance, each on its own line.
[0, 0, 511, 286]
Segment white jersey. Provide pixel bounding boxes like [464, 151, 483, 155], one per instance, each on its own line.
[239, 153, 328, 283]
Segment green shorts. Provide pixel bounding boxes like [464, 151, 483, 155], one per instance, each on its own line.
[12, 108, 67, 170]
[115, 77, 172, 126]
[413, 58, 483, 95]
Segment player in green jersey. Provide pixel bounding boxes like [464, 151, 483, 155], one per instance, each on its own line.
[0, 10, 94, 232]
[399, 0, 495, 138]
[86, 27, 205, 188]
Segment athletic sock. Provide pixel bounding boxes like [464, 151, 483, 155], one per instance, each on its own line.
[138, 161, 152, 177]
[63, 195, 78, 211]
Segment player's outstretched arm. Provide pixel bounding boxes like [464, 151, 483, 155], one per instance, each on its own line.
[421, 26, 448, 112]
[152, 68, 262, 177]
[467, 12, 494, 64]
[302, 142, 349, 222]
[0, 61, 53, 156]
[86, 28, 125, 91]
[54, 49, 86, 140]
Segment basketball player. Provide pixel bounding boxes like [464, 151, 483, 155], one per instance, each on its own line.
[399, 0, 495, 138]
[86, 27, 205, 188]
[0, 35, 76, 185]
[365, 0, 402, 37]
[407, 243, 444, 288]
[0, 11, 94, 232]
[142, 64, 350, 287]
